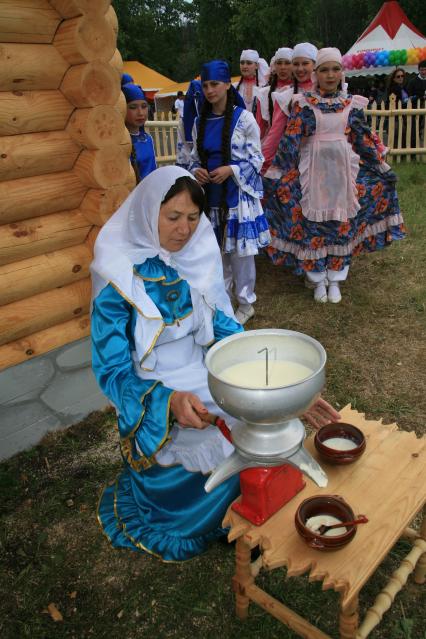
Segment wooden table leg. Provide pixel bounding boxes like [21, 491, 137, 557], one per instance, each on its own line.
[232, 537, 254, 620]
[339, 594, 359, 639]
[414, 505, 426, 585]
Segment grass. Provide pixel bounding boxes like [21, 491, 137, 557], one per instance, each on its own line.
[1, 164, 425, 639]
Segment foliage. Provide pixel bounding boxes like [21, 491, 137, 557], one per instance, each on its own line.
[113, 0, 426, 81]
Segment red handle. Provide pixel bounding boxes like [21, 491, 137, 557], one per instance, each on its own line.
[214, 417, 233, 443]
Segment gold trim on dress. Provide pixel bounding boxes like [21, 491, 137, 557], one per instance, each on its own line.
[161, 277, 182, 286]
[133, 268, 166, 283]
[110, 282, 163, 321]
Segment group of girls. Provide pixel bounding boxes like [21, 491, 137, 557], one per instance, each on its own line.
[121, 43, 405, 313]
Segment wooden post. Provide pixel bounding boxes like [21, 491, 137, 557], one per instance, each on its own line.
[0, 209, 91, 266]
[49, 0, 111, 19]
[53, 14, 116, 65]
[0, 278, 92, 346]
[0, 171, 86, 224]
[79, 185, 129, 226]
[67, 105, 125, 149]
[406, 99, 412, 163]
[0, 130, 81, 181]
[233, 537, 254, 620]
[60, 60, 120, 107]
[0, 90, 74, 136]
[414, 505, 426, 584]
[0, 1, 60, 44]
[0, 244, 92, 306]
[0, 43, 69, 91]
[339, 594, 358, 639]
[388, 94, 396, 160]
[0, 314, 91, 370]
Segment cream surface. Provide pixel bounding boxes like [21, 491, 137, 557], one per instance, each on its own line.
[220, 360, 313, 388]
[306, 514, 347, 537]
[324, 437, 358, 451]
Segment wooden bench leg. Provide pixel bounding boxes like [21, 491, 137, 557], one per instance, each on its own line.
[414, 505, 426, 585]
[339, 595, 358, 639]
[232, 537, 254, 620]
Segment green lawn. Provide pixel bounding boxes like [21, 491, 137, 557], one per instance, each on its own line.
[1, 163, 425, 639]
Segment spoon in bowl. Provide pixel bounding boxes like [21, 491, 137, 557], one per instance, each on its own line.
[315, 514, 368, 535]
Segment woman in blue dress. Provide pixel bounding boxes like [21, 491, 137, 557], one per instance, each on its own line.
[190, 60, 271, 325]
[91, 166, 340, 562]
[122, 83, 157, 183]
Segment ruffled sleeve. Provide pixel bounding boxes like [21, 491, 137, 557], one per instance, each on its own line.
[229, 110, 264, 198]
[91, 283, 173, 465]
[347, 107, 396, 182]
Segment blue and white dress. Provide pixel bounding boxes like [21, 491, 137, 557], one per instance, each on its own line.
[93, 256, 243, 562]
[130, 127, 157, 181]
[190, 106, 270, 256]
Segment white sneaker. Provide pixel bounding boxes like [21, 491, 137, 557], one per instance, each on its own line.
[328, 282, 342, 303]
[313, 283, 328, 303]
[235, 304, 255, 325]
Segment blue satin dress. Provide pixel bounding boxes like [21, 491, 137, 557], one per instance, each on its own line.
[130, 127, 157, 180]
[92, 256, 243, 561]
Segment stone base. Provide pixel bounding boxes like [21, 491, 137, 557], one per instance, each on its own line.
[0, 337, 110, 460]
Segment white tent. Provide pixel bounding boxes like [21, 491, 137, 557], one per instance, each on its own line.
[344, 1, 426, 77]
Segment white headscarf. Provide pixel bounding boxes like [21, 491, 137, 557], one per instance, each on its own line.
[240, 49, 259, 63]
[274, 47, 293, 62]
[90, 166, 235, 367]
[292, 42, 318, 62]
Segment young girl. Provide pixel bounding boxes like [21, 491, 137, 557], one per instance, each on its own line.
[190, 60, 270, 324]
[264, 48, 405, 303]
[235, 49, 269, 114]
[122, 83, 157, 183]
[262, 43, 318, 174]
[255, 47, 293, 141]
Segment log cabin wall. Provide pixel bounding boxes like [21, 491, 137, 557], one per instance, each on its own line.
[0, 0, 135, 458]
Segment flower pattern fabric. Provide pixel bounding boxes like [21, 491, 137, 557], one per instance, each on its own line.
[264, 92, 405, 274]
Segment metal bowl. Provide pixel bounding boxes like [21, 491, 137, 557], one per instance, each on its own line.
[205, 329, 326, 426]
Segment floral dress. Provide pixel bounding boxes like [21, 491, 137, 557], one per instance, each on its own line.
[264, 91, 406, 275]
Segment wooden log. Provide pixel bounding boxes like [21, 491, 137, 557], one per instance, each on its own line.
[0, 314, 90, 370]
[0, 130, 81, 181]
[0, 244, 92, 305]
[125, 163, 137, 190]
[0, 209, 91, 266]
[66, 105, 125, 149]
[121, 127, 132, 156]
[0, 42, 69, 91]
[105, 5, 118, 35]
[109, 48, 123, 74]
[74, 145, 130, 189]
[85, 225, 99, 252]
[116, 90, 127, 118]
[0, 171, 86, 224]
[0, 0, 60, 44]
[49, 0, 111, 19]
[0, 90, 74, 136]
[80, 185, 129, 226]
[0, 278, 91, 346]
[53, 14, 116, 65]
[60, 60, 120, 107]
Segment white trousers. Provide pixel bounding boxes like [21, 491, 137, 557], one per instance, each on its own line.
[306, 265, 349, 284]
[222, 253, 256, 305]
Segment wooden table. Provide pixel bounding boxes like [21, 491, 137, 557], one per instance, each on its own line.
[224, 406, 426, 639]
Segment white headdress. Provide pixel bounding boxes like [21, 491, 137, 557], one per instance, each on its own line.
[90, 166, 235, 368]
[274, 47, 293, 62]
[240, 49, 259, 62]
[292, 42, 318, 62]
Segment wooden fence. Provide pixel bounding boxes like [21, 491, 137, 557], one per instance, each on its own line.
[147, 98, 426, 165]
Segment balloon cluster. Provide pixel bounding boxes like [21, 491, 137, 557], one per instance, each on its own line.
[342, 47, 426, 71]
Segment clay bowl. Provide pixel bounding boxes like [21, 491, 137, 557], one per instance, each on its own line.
[295, 494, 357, 550]
[314, 422, 366, 465]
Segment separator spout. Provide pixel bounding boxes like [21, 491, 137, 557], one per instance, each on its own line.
[286, 446, 328, 487]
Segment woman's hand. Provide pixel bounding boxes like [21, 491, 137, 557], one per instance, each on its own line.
[209, 165, 234, 183]
[194, 168, 210, 184]
[170, 391, 210, 429]
[302, 397, 341, 430]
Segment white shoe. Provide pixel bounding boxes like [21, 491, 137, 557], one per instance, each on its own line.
[305, 277, 328, 290]
[235, 304, 255, 325]
[314, 283, 328, 303]
[328, 282, 342, 303]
